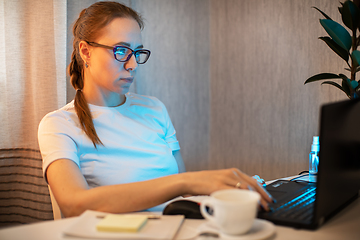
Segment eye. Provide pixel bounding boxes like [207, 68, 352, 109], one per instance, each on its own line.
[114, 47, 127, 55]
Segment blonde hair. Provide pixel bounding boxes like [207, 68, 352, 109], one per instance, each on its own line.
[68, 1, 143, 147]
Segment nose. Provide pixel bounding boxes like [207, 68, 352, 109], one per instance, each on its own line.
[124, 54, 138, 71]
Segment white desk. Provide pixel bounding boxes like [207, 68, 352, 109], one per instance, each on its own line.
[0, 195, 359, 240]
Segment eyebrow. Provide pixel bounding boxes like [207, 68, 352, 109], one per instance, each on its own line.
[115, 42, 144, 49]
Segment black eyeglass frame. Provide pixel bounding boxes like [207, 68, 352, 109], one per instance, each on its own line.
[87, 41, 151, 64]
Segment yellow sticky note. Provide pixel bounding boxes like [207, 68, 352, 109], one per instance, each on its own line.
[96, 214, 148, 233]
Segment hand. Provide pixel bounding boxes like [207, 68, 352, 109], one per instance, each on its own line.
[181, 168, 274, 211]
[252, 175, 266, 186]
[232, 169, 274, 211]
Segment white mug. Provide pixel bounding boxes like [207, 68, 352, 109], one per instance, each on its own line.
[200, 189, 260, 235]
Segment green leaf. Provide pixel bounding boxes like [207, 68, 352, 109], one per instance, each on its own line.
[320, 19, 352, 51]
[321, 81, 344, 91]
[352, 81, 359, 89]
[342, 79, 351, 96]
[312, 6, 332, 20]
[319, 36, 349, 62]
[304, 73, 341, 84]
[322, 81, 351, 98]
[341, 0, 360, 31]
[347, 78, 359, 89]
[339, 73, 349, 80]
[351, 50, 360, 66]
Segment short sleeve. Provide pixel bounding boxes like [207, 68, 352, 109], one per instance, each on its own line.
[158, 100, 180, 151]
[38, 112, 80, 183]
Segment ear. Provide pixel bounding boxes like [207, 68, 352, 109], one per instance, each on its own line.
[79, 41, 91, 64]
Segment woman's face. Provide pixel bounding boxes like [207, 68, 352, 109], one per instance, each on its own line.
[84, 17, 143, 103]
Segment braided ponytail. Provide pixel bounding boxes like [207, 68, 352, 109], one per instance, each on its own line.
[68, 2, 143, 147]
[69, 50, 103, 147]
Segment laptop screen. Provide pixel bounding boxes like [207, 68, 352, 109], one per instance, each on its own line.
[316, 99, 360, 223]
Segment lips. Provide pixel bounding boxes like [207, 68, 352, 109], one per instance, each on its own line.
[121, 77, 134, 83]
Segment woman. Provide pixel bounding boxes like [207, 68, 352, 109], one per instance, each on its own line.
[38, 1, 272, 217]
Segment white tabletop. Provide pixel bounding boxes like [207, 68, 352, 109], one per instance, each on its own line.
[0, 195, 359, 240]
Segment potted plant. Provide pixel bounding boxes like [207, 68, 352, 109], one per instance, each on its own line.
[304, 0, 360, 99]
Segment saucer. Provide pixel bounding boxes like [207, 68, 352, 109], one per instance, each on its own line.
[198, 219, 276, 240]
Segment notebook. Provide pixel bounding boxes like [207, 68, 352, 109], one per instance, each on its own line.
[257, 98, 360, 229]
[64, 210, 184, 239]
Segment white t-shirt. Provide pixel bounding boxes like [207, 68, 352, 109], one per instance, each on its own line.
[38, 92, 180, 188]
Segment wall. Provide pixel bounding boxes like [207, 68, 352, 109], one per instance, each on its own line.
[132, 0, 211, 171]
[208, 0, 347, 180]
[66, 0, 347, 181]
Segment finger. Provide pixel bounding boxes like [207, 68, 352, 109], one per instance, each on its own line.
[230, 169, 249, 190]
[252, 180, 273, 202]
[230, 168, 273, 207]
[235, 170, 274, 203]
[259, 197, 270, 211]
[233, 179, 270, 211]
[252, 175, 265, 186]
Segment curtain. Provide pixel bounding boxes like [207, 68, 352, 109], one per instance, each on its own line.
[0, 0, 67, 226]
[0, 0, 66, 149]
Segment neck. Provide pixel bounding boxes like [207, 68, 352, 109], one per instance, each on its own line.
[82, 86, 127, 107]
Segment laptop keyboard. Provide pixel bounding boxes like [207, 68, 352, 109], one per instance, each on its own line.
[268, 186, 316, 222]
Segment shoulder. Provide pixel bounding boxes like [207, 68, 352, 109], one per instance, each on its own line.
[38, 101, 78, 130]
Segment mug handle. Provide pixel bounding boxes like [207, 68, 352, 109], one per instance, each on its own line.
[200, 198, 215, 222]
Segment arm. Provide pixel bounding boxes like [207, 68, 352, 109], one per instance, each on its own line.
[173, 150, 186, 173]
[47, 159, 273, 217]
[47, 159, 187, 217]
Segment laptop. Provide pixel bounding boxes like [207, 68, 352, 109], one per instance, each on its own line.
[257, 98, 360, 229]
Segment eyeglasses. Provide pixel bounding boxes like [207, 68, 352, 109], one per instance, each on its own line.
[87, 42, 151, 64]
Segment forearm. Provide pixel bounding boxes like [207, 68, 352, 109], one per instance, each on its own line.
[48, 160, 273, 217]
[58, 173, 187, 217]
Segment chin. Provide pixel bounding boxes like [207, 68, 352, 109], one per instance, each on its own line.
[118, 87, 130, 95]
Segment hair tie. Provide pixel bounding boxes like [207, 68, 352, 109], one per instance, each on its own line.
[76, 89, 82, 92]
